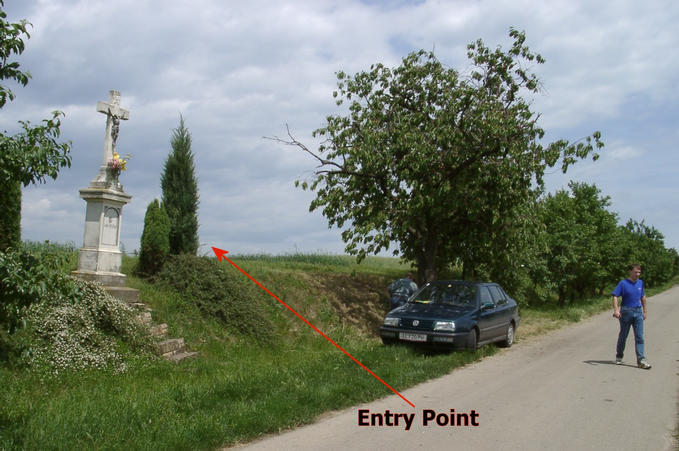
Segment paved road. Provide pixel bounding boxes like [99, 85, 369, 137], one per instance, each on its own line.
[235, 286, 679, 451]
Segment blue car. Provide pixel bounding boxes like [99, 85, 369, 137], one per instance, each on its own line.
[379, 280, 520, 350]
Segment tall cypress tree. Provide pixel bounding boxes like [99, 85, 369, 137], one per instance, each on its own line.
[161, 115, 199, 255]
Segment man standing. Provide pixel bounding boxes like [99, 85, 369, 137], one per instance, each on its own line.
[388, 274, 418, 311]
[612, 264, 651, 369]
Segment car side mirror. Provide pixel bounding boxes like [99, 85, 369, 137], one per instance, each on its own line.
[481, 302, 495, 311]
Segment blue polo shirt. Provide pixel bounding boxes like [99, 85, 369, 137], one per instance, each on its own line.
[612, 278, 645, 308]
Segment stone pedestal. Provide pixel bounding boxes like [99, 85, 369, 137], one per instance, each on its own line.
[72, 186, 131, 287]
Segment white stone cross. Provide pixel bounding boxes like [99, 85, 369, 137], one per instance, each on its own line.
[90, 90, 130, 188]
[97, 90, 129, 166]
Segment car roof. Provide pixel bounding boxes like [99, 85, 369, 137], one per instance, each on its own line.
[426, 280, 499, 286]
[425, 279, 497, 285]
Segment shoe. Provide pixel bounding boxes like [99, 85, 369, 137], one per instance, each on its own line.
[637, 359, 652, 370]
[615, 358, 622, 365]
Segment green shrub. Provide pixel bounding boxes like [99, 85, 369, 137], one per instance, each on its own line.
[154, 254, 275, 342]
[0, 245, 77, 336]
[137, 199, 170, 277]
[14, 279, 153, 374]
[0, 245, 152, 371]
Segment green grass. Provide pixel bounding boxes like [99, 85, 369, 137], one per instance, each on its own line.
[0, 322, 493, 449]
[2, 249, 677, 450]
[232, 252, 351, 266]
[229, 252, 412, 279]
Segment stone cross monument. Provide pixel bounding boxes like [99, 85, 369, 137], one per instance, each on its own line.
[90, 90, 130, 189]
[73, 90, 132, 287]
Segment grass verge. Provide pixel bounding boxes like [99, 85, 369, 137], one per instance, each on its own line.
[1, 252, 677, 450]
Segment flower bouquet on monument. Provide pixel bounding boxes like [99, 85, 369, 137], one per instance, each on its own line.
[107, 152, 131, 179]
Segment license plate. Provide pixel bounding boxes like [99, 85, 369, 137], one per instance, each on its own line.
[399, 332, 427, 342]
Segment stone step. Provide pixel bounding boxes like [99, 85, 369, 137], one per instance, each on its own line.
[137, 311, 152, 325]
[106, 288, 199, 364]
[150, 323, 168, 338]
[128, 302, 151, 311]
[156, 338, 185, 355]
[104, 286, 140, 303]
[165, 351, 200, 363]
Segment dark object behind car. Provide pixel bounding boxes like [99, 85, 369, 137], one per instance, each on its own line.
[379, 280, 520, 350]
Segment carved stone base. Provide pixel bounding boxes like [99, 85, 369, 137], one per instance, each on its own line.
[72, 269, 126, 287]
[73, 185, 131, 288]
[77, 246, 123, 275]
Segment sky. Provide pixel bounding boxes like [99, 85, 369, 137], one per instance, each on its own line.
[2, 0, 678, 257]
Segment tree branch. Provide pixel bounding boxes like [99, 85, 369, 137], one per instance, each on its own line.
[264, 124, 343, 170]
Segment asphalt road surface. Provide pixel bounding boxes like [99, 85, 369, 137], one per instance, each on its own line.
[235, 286, 679, 451]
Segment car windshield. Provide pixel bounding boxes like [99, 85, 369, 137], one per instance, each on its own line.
[411, 283, 477, 309]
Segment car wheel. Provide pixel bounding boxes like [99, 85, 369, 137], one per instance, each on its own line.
[500, 323, 514, 348]
[466, 328, 478, 351]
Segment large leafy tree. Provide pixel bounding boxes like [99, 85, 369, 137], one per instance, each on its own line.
[0, 2, 71, 250]
[276, 29, 603, 282]
[161, 116, 199, 255]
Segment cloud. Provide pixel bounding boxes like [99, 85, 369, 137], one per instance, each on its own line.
[606, 144, 646, 161]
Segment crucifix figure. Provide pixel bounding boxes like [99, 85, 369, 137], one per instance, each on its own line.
[91, 90, 130, 188]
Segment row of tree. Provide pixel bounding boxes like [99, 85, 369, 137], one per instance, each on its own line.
[513, 182, 677, 305]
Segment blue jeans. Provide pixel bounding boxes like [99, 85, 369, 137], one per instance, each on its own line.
[616, 307, 645, 362]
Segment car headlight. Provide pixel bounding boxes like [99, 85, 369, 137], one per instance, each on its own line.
[383, 317, 400, 327]
[434, 321, 455, 332]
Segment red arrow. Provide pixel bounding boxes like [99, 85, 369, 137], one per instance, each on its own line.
[211, 246, 414, 408]
[211, 247, 229, 261]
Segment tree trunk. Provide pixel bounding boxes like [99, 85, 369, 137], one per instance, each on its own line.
[417, 257, 438, 285]
[462, 257, 477, 281]
[0, 182, 21, 251]
[416, 239, 438, 285]
[557, 286, 566, 308]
